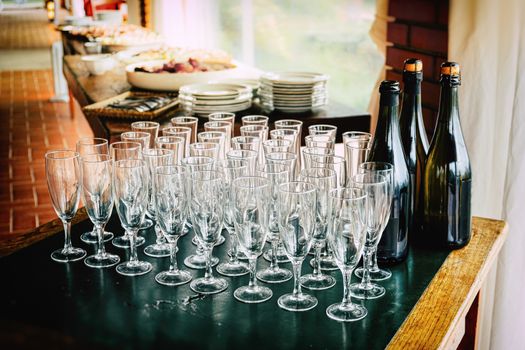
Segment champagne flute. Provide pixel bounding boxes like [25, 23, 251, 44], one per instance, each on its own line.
[142, 148, 174, 258]
[241, 115, 268, 126]
[256, 163, 292, 283]
[154, 165, 193, 286]
[208, 112, 235, 137]
[305, 135, 335, 150]
[189, 142, 220, 159]
[226, 149, 257, 175]
[121, 131, 151, 150]
[299, 168, 337, 290]
[80, 154, 120, 268]
[349, 173, 388, 299]
[204, 121, 232, 154]
[354, 162, 394, 281]
[156, 136, 185, 164]
[326, 187, 368, 322]
[45, 150, 86, 262]
[113, 159, 152, 276]
[162, 126, 191, 157]
[171, 116, 198, 143]
[76, 137, 113, 244]
[308, 124, 337, 140]
[277, 181, 318, 312]
[263, 139, 292, 155]
[344, 138, 371, 184]
[232, 176, 273, 303]
[189, 170, 228, 294]
[198, 131, 226, 160]
[215, 159, 250, 277]
[131, 121, 159, 149]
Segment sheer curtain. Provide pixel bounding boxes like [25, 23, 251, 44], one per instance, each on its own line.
[449, 0, 525, 348]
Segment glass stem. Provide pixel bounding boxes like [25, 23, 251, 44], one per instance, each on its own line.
[63, 220, 72, 252]
[155, 224, 164, 244]
[228, 230, 238, 264]
[248, 257, 257, 287]
[370, 248, 379, 272]
[270, 239, 279, 270]
[128, 229, 138, 264]
[313, 243, 322, 277]
[292, 261, 302, 296]
[96, 224, 106, 257]
[169, 238, 179, 272]
[341, 268, 354, 308]
[360, 248, 373, 288]
[204, 247, 213, 280]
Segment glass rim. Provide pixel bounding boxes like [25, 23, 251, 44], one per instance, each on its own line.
[156, 136, 185, 143]
[240, 124, 268, 131]
[204, 121, 231, 128]
[232, 136, 260, 143]
[344, 140, 371, 150]
[208, 112, 235, 119]
[45, 149, 79, 160]
[190, 142, 219, 149]
[121, 131, 151, 139]
[110, 141, 142, 149]
[278, 181, 316, 194]
[162, 126, 192, 133]
[76, 137, 108, 146]
[270, 128, 298, 136]
[274, 119, 303, 126]
[329, 186, 367, 201]
[242, 115, 268, 121]
[302, 147, 334, 155]
[171, 116, 198, 124]
[263, 138, 292, 146]
[342, 131, 372, 138]
[232, 176, 269, 189]
[308, 124, 337, 130]
[142, 148, 174, 157]
[351, 173, 387, 185]
[198, 131, 225, 138]
[131, 121, 160, 129]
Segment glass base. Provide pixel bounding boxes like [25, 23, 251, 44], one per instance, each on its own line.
[51, 247, 86, 263]
[326, 302, 367, 322]
[216, 260, 249, 277]
[354, 267, 392, 281]
[184, 254, 219, 269]
[190, 276, 228, 295]
[310, 256, 339, 271]
[155, 269, 192, 286]
[144, 243, 172, 258]
[112, 235, 145, 248]
[263, 248, 289, 263]
[191, 235, 225, 246]
[256, 266, 293, 284]
[349, 282, 386, 300]
[80, 230, 114, 244]
[140, 218, 154, 230]
[300, 273, 336, 290]
[234, 285, 273, 304]
[116, 260, 152, 276]
[278, 292, 318, 312]
[84, 253, 120, 268]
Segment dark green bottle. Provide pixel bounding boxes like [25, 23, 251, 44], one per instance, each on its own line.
[422, 62, 472, 249]
[399, 59, 429, 235]
[368, 80, 410, 263]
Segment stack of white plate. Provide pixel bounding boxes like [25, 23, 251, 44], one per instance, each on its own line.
[259, 72, 328, 113]
[179, 83, 253, 116]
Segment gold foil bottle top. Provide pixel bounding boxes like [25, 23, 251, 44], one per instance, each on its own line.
[441, 62, 460, 76]
[403, 58, 423, 73]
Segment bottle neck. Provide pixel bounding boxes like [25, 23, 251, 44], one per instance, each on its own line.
[403, 74, 421, 94]
[376, 93, 399, 136]
[437, 85, 460, 125]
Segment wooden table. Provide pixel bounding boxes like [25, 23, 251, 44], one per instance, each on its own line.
[0, 212, 506, 349]
[62, 55, 371, 142]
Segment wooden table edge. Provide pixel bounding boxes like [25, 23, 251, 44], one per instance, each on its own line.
[386, 217, 508, 349]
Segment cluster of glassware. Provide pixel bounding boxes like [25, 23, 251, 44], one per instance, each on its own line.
[45, 113, 394, 322]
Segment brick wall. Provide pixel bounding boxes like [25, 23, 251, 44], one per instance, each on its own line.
[385, 0, 449, 137]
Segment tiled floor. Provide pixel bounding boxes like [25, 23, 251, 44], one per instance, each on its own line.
[0, 9, 93, 236]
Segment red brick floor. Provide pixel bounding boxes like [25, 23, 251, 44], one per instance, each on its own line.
[0, 8, 94, 236]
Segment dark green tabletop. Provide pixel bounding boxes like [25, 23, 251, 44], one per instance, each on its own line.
[0, 213, 449, 349]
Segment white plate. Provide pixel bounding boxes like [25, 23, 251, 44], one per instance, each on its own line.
[261, 71, 328, 85]
[180, 83, 251, 100]
[126, 61, 246, 91]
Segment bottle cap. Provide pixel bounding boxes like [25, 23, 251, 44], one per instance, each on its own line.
[440, 62, 460, 76]
[379, 80, 400, 93]
[403, 58, 423, 73]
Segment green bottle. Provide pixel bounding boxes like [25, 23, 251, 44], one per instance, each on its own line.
[422, 62, 472, 249]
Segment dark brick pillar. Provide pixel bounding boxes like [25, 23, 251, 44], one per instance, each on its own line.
[385, 0, 449, 137]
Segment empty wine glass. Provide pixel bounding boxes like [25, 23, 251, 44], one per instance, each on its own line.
[242, 115, 268, 126]
[155, 136, 185, 165]
[299, 168, 337, 290]
[45, 150, 86, 262]
[231, 136, 260, 153]
[171, 116, 198, 143]
[270, 127, 300, 172]
[121, 131, 151, 150]
[344, 138, 371, 184]
[349, 173, 388, 299]
[215, 159, 250, 277]
[189, 170, 228, 294]
[354, 162, 394, 281]
[302, 147, 334, 170]
[142, 148, 174, 258]
[342, 131, 372, 147]
[113, 159, 152, 276]
[265, 152, 297, 180]
[131, 121, 159, 148]
[162, 126, 191, 157]
[256, 163, 292, 283]
[311, 154, 347, 189]
[308, 124, 337, 140]
[226, 149, 258, 175]
[240, 125, 267, 165]
[232, 176, 272, 303]
[154, 165, 193, 286]
[76, 137, 113, 244]
[198, 131, 227, 160]
[204, 121, 232, 154]
[326, 187, 368, 322]
[110, 142, 147, 248]
[80, 154, 120, 268]
[208, 112, 235, 137]
[263, 139, 292, 155]
[277, 181, 318, 312]
[189, 142, 220, 159]
[305, 134, 335, 150]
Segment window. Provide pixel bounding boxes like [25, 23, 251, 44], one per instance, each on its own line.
[155, 0, 382, 112]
